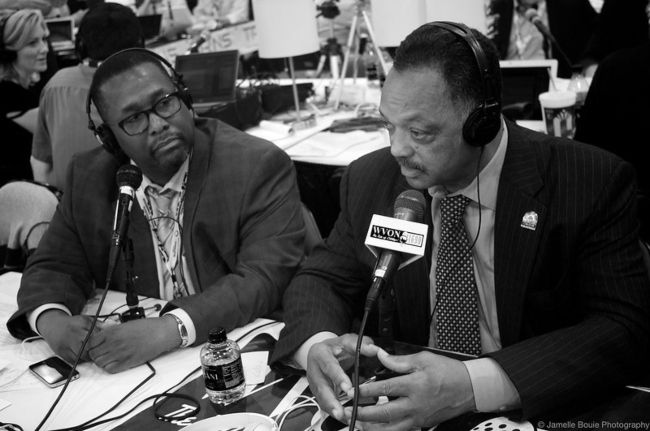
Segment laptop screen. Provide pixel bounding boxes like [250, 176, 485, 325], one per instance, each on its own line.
[175, 50, 240, 109]
[499, 59, 558, 121]
[45, 17, 74, 50]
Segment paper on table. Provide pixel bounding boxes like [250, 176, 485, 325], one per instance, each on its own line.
[286, 131, 377, 158]
[242, 351, 270, 386]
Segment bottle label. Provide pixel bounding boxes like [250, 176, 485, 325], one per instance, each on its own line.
[203, 359, 245, 391]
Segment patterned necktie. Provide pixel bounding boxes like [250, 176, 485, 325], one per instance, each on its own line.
[147, 187, 186, 299]
[435, 194, 481, 356]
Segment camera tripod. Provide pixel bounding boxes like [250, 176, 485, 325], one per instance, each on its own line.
[333, 0, 388, 109]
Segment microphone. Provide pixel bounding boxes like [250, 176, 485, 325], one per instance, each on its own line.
[524, 8, 573, 71]
[524, 8, 552, 39]
[106, 165, 143, 282]
[365, 190, 427, 310]
[187, 34, 207, 54]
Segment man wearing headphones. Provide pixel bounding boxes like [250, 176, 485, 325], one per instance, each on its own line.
[272, 23, 650, 427]
[7, 48, 305, 373]
[31, 2, 144, 191]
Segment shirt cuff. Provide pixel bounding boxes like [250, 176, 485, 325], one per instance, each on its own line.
[28, 304, 72, 335]
[164, 308, 197, 346]
[463, 357, 521, 412]
[292, 331, 338, 370]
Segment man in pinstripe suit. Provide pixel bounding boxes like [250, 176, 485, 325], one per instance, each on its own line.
[272, 23, 650, 429]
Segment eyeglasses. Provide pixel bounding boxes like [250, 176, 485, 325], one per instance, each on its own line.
[117, 92, 183, 136]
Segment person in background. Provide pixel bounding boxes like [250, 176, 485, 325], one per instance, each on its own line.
[0, 0, 55, 14]
[580, 0, 649, 77]
[575, 0, 650, 242]
[485, 0, 597, 77]
[31, 2, 144, 191]
[0, 9, 49, 187]
[7, 48, 305, 373]
[272, 22, 650, 429]
[192, 0, 248, 30]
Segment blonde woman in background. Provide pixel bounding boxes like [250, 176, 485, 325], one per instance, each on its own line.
[0, 9, 49, 187]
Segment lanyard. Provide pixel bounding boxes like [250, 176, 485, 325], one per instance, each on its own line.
[142, 169, 189, 297]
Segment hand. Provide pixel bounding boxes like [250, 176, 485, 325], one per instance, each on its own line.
[306, 334, 379, 422]
[37, 310, 99, 363]
[344, 349, 475, 430]
[86, 316, 180, 373]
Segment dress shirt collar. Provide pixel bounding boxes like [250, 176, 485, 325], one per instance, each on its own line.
[137, 154, 190, 196]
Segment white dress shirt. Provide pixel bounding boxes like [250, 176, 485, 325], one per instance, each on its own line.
[29, 156, 198, 346]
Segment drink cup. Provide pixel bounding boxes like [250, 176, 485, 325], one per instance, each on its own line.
[538, 91, 577, 138]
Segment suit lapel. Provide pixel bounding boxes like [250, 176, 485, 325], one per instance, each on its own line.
[129, 202, 160, 298]
[182, 121, 213, 293]
[494, 122, 549, 346]
[388, 177, 433, 345]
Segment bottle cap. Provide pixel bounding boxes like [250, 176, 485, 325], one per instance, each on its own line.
[208, 327, 227, 343]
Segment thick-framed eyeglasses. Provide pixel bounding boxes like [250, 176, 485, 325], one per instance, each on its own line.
[117, 92, 183, 136]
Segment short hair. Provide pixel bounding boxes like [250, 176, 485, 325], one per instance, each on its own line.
[77, 2, 144, 62]
[89, 49, 172, 118]
[392, 23, 502, 114]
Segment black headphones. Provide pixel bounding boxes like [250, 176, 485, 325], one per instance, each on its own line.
[85, 48, 193, 161]
[427, 21, 501, 147]
[0, 12, 18, 64]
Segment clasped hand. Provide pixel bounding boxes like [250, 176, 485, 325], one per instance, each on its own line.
[39, 311, 179, 373]
[306, 334, 476, 430]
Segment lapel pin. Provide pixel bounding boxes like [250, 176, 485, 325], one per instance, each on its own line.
[521, 211, 538, 231]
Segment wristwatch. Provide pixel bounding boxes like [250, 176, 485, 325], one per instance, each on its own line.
[167, 313, 189, 348]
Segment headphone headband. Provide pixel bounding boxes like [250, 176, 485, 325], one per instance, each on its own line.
[425, 21, 501, 147]
[429, 21, 498, 111]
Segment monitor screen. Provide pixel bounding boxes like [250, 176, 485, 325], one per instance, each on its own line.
[499, 59, 557, 121]
[175, 51, 239, 105]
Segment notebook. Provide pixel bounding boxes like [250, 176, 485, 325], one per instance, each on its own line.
[45, 17, 75, 52]
[138, 14, 162, 43]
[499, 59, 558, 120]
[174, 50, 240, 111]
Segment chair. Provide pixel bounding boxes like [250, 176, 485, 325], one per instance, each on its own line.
[0, 181, 59, 273]
[301, 203, 323, 255]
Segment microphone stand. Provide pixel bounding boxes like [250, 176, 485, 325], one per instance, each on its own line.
[120, 238, 145, 322]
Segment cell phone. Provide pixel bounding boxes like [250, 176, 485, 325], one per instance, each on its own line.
[29, 356, 80, 388]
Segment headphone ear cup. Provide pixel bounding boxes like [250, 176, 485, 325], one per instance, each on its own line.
[178, 86, 193, 109]
[463, 105, 501, 147]
[96, 124, 118, 154]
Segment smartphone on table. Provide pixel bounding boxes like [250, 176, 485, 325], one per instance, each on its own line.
[29, 356, 80, 388]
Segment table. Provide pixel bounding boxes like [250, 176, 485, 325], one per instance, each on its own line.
[0, 272, 291, 431]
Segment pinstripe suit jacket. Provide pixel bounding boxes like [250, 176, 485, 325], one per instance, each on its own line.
[273, 121, 650, 418]
[7, 118, 305, 345]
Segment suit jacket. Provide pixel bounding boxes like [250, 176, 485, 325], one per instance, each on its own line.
[273, 121, 650, 418]
[7, 118, 305, 344]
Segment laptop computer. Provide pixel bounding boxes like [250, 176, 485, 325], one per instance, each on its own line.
[499, 59, 558, 121]
[138, 14, 162, 44]
[174, 50, 240, 111]
[45, 17, 75, 52]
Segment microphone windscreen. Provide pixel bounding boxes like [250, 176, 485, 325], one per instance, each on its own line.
[394, 190, 426, 222]
[116, 165, 143, 189]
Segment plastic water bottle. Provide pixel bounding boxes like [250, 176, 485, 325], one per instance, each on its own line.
[200, 327, 246, 405]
